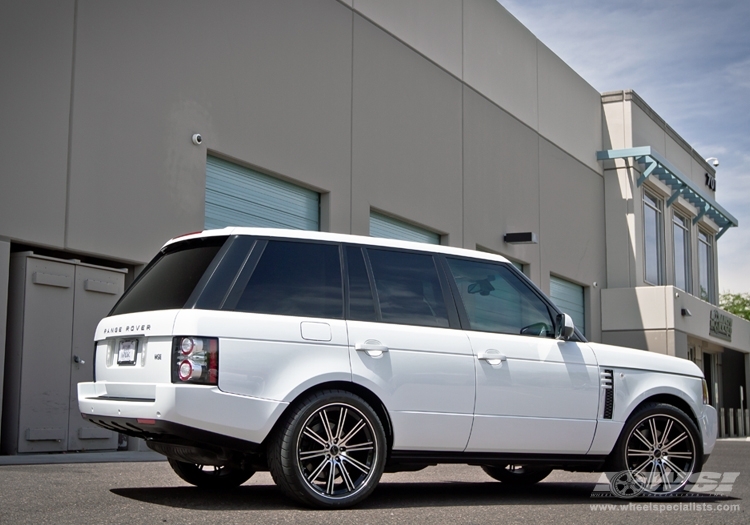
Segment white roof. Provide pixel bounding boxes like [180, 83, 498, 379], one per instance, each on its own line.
[164, 227, 512, 265]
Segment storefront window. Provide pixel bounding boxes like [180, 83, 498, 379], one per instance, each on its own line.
[643, 191, 664, 285]
[698, 230, 714, 303]
[673, 213, 691, 293]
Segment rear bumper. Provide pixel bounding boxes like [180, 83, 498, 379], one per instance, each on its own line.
[78, 382, 288, 448]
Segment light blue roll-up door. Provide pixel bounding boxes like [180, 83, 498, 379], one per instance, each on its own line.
[369, 212, 440, 244]
[550, 276, 585, 336]
[205, 156, 319, 231]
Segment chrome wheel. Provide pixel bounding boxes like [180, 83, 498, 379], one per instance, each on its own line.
[297, 402, 378, 499]
[622, 410, 698, 494]
[269, 390, 386, 508]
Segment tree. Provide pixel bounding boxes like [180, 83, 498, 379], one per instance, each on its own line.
[720, 292, 750, 321]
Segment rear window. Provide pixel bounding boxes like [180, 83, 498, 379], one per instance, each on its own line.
[110, 237, 227, 316]
[233, 240, 343, 319]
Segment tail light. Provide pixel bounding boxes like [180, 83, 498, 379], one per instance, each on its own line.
[172, 337, 218, 385]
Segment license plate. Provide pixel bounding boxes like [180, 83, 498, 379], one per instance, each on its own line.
[117, 339, 138, 365]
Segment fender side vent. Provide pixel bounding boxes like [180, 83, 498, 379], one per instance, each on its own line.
[601, 369, 614, 419]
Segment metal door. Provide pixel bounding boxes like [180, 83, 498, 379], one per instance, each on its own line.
[17, 257, 75, 453]
[205, 155, 319, 230]
[67, 264, 125, 450]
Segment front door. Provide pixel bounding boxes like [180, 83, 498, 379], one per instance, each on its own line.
[443, 257, 600, 454]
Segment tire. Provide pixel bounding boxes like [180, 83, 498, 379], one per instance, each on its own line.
[167, 458, 255, 489]
[610, 402, 702, 495]
[268, 389, 387, 509]
[482, 464, 553, 485]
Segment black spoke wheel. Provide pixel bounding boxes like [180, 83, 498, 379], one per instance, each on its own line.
[612, 402, 701, 495]
[167, 458, 255, 489]
[269, 390, 386, 508]
[482, 464, 553, 485]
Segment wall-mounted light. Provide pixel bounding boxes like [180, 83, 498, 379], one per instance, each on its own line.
[503, 232, 538, 244]
[681, 308, 692, 317]
[705, 157, 719, 168]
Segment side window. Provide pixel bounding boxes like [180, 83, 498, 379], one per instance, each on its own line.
[366, 249, 449, 328]
[345, 246, 377, 322]
[446, 257, 553, 337]
[234, 240, 343, 319]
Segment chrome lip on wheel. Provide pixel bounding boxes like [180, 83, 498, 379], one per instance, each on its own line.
[296, 402, 378, 500]
[624, 414, 696, 493]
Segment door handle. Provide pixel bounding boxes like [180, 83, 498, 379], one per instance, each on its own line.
[73, 355, 86, 365]
[355, 340, 389, 358]
[478, 349, 506, 366]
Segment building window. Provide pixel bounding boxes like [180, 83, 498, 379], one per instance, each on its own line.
[698, 229, 715, 303]
[672, 212, 691, 293]
[369, 211, 440, 244]
[643, 191, 664, 285]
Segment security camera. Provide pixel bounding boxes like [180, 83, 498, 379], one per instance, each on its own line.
[706, 157, 719, 168]
[192, 133, 203, 146]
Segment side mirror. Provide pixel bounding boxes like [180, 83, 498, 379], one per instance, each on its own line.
[555, 313, 575, 341]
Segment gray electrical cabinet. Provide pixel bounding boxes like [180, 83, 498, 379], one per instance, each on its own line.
[2, 253, 126, 454]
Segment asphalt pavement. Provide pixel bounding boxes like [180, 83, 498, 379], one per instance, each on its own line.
[1, 440, 748, 525]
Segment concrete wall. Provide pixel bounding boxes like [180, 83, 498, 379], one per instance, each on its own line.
[0, 3, 605, 265]
[0, 0, 75, 249]
[67, 0, 354, 263]
[351, 14, 462, 242]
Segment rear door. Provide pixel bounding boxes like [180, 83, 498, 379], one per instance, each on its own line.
[346, 246, 475, 452]
[209, 239, 350, 403]
[443, 257, 599, 454]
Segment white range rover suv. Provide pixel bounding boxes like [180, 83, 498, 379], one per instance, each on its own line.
[78, 228, 717, 508]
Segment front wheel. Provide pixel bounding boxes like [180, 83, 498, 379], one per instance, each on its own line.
[268, 389, 387, 508]
[482, 464, 553, 485]
[167, 458, 255, 489]
[611, 402, 702, 495]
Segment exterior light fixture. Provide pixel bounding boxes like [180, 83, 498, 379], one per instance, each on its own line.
[503, 232, 538, 244]
[681, 308, 692, 317]
[705, 157, 719, 168]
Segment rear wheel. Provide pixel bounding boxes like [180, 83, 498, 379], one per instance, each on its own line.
[268, 389, 387, 508]
[168, 458, 255, 489]
[611, 402, 701, 495]
[482, 464, 553, 485]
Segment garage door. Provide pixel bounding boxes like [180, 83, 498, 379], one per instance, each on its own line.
[550, 276, 585, 336]
[205, 156, 319, 230]
[369, 212, 440, 244]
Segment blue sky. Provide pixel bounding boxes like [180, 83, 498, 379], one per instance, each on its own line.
[501, 0, 750, 294]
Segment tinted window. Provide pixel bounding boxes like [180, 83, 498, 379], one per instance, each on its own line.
[346, 246, 377, 322]
[447, 258, 553, 337]
[110, 237, 227, 315]
[367, 249, 449, 328]
[235, 241, 343, 318]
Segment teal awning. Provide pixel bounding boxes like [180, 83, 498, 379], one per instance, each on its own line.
[597, 147, 738, 240]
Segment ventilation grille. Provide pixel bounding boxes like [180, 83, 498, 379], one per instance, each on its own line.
[601, 369, 614, 419]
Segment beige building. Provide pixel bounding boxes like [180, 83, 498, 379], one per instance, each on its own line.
[0, 0, 747, 455]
